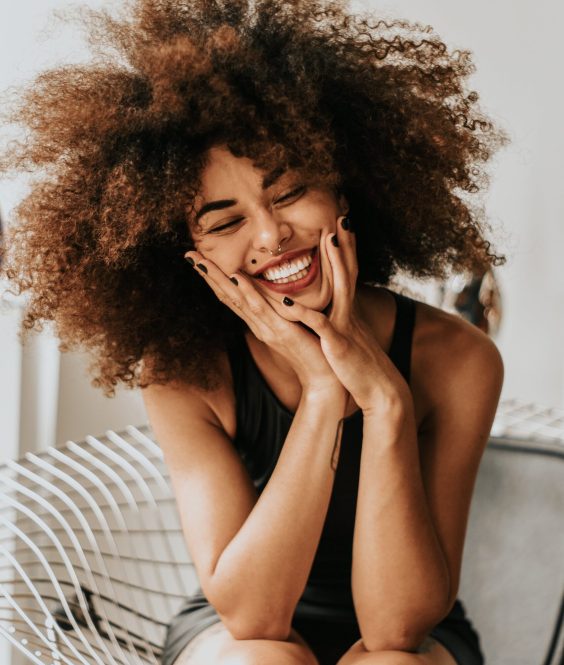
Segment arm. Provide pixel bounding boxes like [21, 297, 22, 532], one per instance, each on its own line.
[244, 221, 504, 651]
[163, 240, 351, 639]
[351, 316, 504, 651]
[144, 372, 347, 642]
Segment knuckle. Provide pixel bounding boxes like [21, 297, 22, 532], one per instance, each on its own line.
[248, 301, 264, 316]
[276, 327, 293, 344]
[260, 332, 276, 346]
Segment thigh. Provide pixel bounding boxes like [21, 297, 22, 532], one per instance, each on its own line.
[173, 619, 319, 665]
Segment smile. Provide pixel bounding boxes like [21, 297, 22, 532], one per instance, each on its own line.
[261, 250, 314, 283]
[255, 248, 320, 295]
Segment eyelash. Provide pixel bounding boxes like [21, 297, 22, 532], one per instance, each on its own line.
[209, 186, 307, 234]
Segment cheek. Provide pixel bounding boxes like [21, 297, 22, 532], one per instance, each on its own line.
[195, 239, 217, 254]
[195, 238, 242, 274]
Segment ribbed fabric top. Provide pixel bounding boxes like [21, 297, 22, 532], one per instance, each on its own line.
[226, 289, 416, 610]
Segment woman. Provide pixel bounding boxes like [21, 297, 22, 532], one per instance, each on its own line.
[1, 1, 506, 664]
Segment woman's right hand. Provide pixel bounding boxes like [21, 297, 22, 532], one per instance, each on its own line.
[185, 251, 346, 400]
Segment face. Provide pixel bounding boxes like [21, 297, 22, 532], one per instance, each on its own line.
[190, 146, 348, 311]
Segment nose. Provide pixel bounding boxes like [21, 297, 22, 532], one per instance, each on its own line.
[250, 209, 291, 254]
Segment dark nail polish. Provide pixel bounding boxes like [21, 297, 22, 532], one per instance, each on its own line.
[331, 235, 339, 247]
[196, 263, 208, 274]
[283, 296, 294, 306]
[341, 216, 350, 231]
[230, 276, 238, 286]
[185, 256, 195, 266]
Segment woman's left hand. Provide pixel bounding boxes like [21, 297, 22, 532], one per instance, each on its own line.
[278, 216, 411, 419]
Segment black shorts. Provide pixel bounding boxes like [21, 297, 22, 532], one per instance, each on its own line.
[161, 593, 484, 665]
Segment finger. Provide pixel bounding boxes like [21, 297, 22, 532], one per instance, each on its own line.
[185, 252, 253, 323]
[186, 251, 293, 341]
[337, 214, 357, 277]
[279, 296, 349, 354]
[325, 228, 354, 327]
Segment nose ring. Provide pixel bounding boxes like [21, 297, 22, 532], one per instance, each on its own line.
[268, 244, 283, 256]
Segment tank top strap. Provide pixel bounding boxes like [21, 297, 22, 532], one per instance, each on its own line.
[386, 289, 416, 385]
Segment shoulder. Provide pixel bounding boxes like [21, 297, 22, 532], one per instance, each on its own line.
[356, 283, 503, 403]
[142, 349, 237, 441]
[410, 297, 504, 431]
[412, 297, 503, 381]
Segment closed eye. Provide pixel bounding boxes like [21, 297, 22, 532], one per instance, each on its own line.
[208, 186, 307, 234]
[275, 185, 307, 204]
[209, 218, 244, 233]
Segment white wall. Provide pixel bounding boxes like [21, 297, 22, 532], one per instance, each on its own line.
[361, 0, 564, 406]
[0, 0, 147, 463]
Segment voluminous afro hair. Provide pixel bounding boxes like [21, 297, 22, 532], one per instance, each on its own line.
[1, 0, 506, 394]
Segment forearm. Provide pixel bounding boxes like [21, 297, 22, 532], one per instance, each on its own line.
[352, 402, 450, 651]
[209, 389, 347, 639]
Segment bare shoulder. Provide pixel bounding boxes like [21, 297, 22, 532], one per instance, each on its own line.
[142, 349, 237, 442]
[410, 298, 504, 431]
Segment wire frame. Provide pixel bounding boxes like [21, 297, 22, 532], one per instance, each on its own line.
[0, 400, 563, 665]
[0, 426, 198, 665]
[491, 399, 564, 445]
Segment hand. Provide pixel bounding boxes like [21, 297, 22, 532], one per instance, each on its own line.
[184, 250, 347, 401]
[276, 216, 411, 418]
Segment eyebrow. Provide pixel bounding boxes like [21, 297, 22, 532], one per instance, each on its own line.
[195, 166, 287, 224]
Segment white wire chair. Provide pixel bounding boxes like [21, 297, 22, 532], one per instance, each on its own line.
[0, 400, 563, 665]
[0, 426, 197, 665]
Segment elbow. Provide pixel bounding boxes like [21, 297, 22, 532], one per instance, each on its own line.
[360, 623, 432, 653]
[358, 605, 449, 653]
[208, 588, 293, 642]
[205, 570, 295, 641]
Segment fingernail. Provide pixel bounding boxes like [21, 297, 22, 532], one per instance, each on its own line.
[185, 255, 195, 266]
[196, 263, 207, 273]
[341, 216, 350, 231]
[331, 234, 339, 247]
[283, 296, 294, 306]
[230, 276, 238, 286]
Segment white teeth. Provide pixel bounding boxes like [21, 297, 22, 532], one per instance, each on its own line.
[262, 251, 313, 282]
[267, 266, 310, 284]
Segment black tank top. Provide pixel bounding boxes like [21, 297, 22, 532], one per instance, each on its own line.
[226, 289, 416, 612]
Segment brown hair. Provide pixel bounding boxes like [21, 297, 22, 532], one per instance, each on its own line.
[0, 0, 506, 394]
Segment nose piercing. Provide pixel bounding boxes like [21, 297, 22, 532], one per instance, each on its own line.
[267, 243, 283, 256]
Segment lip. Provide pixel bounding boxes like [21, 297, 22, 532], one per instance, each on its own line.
[255, 247, 320, 294]
[250, 247, 316, 277]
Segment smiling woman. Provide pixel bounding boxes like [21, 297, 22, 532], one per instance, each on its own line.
[188, 148, 342, 306]
[0, 2, 506, 665]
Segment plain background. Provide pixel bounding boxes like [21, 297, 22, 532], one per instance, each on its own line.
[0, 2, 563, 664]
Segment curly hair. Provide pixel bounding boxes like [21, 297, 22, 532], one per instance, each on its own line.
[0, 0, 506, 394]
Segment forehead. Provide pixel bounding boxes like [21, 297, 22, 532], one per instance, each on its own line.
[198, 146, 289, 197]
[201, 148, 262, 192]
